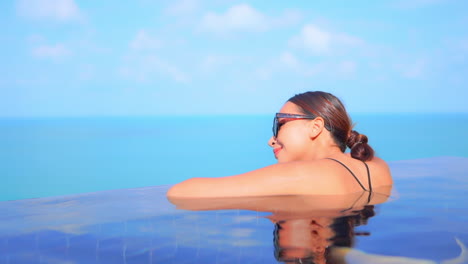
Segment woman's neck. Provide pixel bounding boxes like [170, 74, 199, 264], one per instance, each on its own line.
[306, 135, 343, 160]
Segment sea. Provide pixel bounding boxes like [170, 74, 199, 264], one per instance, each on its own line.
[1, 113, 467, 202]
[1, 114, 468, 263]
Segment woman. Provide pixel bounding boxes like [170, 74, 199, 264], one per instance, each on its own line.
[167, 91, 392, 198]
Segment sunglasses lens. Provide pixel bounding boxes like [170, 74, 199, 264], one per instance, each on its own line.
[272, 117, 278, 137]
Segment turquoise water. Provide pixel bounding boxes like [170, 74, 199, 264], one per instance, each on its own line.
[1, 114, 468, 201]
[1, 115, 468, 263]
[1, 157, 467, 263]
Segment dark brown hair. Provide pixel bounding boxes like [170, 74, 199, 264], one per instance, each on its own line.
[288, 91, 374, 161]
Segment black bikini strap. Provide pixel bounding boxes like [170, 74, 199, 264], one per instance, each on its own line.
[362, 161, 372, 193]
[326, 158, 367, 191]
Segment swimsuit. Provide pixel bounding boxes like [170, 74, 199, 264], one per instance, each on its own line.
[326, 158, 372, 192]
[326, 158, 373, 205]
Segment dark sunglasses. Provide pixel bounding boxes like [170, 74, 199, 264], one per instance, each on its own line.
[272, 113, 317, 137]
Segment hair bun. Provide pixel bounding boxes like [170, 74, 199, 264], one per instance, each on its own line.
[346, 130, 374, 161]
[347, 130, 367, 148]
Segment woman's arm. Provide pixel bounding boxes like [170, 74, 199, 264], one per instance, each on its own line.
[166, 161, 341, 199]
[167, 163, 298, 198]
[167, 187, 392, 214]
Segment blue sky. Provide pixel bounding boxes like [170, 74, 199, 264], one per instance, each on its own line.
[1, 0, 467, 117]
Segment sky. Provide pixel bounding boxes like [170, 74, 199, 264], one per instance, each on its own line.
[1, 0, 468, 117]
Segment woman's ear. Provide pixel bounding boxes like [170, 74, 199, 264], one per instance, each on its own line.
[309, 117, 325, 138]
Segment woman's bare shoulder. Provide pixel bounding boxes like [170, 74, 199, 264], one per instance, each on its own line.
[366, 156, 391, 173]
[367, 156, 393, 186]
[368, 156, 389, 166]
[342, 153, 392, 186]
[166, 160, 342, 198]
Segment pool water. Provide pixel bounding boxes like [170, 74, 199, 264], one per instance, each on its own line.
[1, 156, 467, 263]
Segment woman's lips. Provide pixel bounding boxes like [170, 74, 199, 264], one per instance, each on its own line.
[273, 147, 282, 156]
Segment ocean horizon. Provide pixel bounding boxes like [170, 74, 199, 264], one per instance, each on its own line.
[2, 113, 468, 201]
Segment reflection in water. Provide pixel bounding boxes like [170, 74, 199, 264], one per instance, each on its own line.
[272, 206, 375, 264]
[170, 186, 468, 264]
[3, 157, 468, 263]
[170, 186, 392, 264]
[2, 183, 467, 263]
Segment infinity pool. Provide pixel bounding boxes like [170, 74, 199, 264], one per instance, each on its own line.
[1, 156, 467, 263]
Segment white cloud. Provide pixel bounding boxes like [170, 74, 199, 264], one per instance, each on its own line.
[278, 51, 320, 77]
[255, 51, 314, 80]
[289, 24, 365, 56]
[158, 60, 189, 83]
[32, 43, 71, 59]
[130, 30, 162, 51]
[289, 25, 331, 55]
[199, 4, 268, 34]
[280, 51, 301, 70]
[16, 0, 82, 22]
[165, 0, 199, 15]
[123, 30, 187, 83]
[198, 4, 301, 35]
[254, 52, 298, 79]
[334, 33, 365, 47]
[256, 51, 359, 80]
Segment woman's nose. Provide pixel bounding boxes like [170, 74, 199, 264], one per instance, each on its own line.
[268, 136, 277, 147]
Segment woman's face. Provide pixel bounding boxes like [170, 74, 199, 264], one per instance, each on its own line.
[268, 102, 314, 163]
[275, 218, 334, 264]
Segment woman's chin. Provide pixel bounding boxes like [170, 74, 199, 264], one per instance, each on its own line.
[277, 157, 290, 163]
